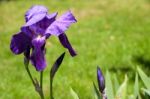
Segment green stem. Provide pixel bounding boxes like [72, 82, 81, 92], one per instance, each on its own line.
[24, 60, 44, 99]
[40, 71, 44, 99]
[24, 63, 35, 86]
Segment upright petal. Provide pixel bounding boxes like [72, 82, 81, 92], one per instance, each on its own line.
[22, 12, 58, 38]
[46, 12, 58, 20]
[24, 13, 47, 27]
[33, 12, 58, 35]
[22, 5, 48, 32]
[25, 5, 48, 22]
[21, 13, 47, 38]
[30, 36, 46, 71]
[10, 32, 31, 54]
[46, 11, 77, 36]
[59, 33, 76, 56]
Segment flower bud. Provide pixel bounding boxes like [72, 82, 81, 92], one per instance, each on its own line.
[97, 66, 105, 93]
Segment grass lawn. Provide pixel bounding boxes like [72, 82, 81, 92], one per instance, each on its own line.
[0, 0, 150, 98]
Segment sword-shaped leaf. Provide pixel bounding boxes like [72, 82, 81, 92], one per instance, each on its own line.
[138, 67, 150, 90]
[50, 52, 65, 79]
[93, 82, 102, 99]
[70, 88, 80, 99]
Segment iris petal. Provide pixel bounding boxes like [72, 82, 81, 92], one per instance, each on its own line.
[21, 12, 58, 38]
[25, 5, 48, 22]
[22, 6, 48, 36]
[46, 11, 77, 36]
[59, 33, 76, 56]
[30, 36, 46, 71]
[46, 12, 58, 20]
[24, 13, 46, 27]
[10, 32, 31, 54]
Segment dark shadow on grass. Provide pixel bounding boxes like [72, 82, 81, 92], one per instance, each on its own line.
[109, 66, 132, 73]
[133, 55, 150, 76]
[134, 56, 150, 68]
[109, 65, 134, 81]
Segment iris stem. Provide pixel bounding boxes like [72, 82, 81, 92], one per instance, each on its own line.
[24, 62, 35, 86]
[40, 71, 44, 99]
[24, 58, 45, 99]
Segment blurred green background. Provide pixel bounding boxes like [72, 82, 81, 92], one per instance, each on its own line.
[0, 0, 150, 98]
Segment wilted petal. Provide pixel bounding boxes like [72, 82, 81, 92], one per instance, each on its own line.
[97, 66, 105, 93]
[10, 32, 31, 54]
[46, 11, 77, 36]
[30, 36, 46, 71]
[59, 33, 76, 56]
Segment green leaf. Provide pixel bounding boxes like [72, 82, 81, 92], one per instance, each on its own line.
[70, 88, 79, 99]
[50, 52, 65, 79]
[106, 71, 114, 99]
[142, 88, 150, 96]
[50, 52, 65, 99]
[116, 75, 128, 99]
[113, 74, 119, 93]
[137, 67, 150, 90]
[134, 73, 139, 98]
[93, 82, 102, 99]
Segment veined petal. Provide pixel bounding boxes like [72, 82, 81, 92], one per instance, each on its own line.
[32, 36, 46, 48]
[21, 26, 33, 38]
[30, 36, 46, 71]
[22, 12, 58, 37]
[46, 11, 77, 36]
[25, 5, 48, 22]
[46, 12, 58, 20]
[38, 12, 58, 30]
[59, 33, 76, 56]
[23, 5, 48, 30]
[10, 32, 31, 54]
[24, 13, 47, 27]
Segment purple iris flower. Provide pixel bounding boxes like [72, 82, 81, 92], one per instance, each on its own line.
[10, 5, 77, 71]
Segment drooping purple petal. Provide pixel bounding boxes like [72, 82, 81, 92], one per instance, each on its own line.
[46, 11, 77, 36]
[21, 26, 34, 38]
[10, 32, 31, 54]
[59, 33, 76, 56]
[30, 36, 46, 71]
